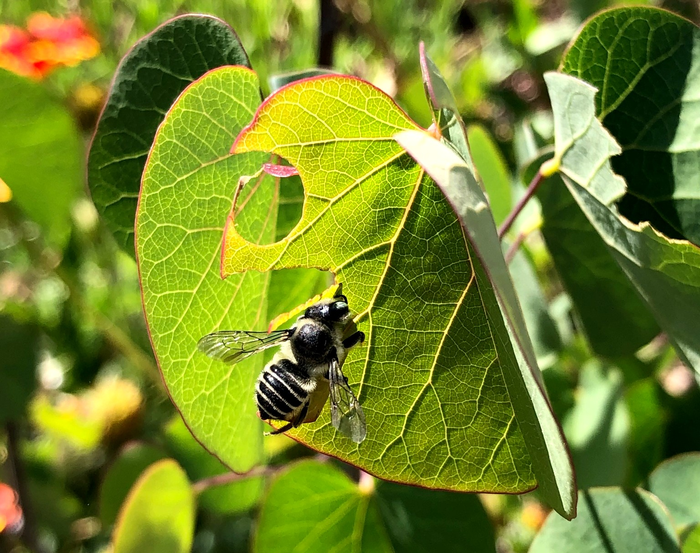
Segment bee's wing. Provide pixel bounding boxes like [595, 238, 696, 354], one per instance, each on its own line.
[197, 329, 293, 364]
[328, 357, 366, 443]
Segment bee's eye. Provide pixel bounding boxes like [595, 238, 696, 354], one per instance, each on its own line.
[329, 301, 349, 320]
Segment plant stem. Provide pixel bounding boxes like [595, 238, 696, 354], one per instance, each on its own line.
[498, 169, 545, 240]
[318, 0, 341, 67]
[192, 465, 277, 494]
[504, 230, 528, 265]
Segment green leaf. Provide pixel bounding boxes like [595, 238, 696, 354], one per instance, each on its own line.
[531, 158, 660, 358]
[467, 124, 512, 224]
[563, 361, 629, 488]
[649, 453, 700, 528]
[529, 488, 680, 553]
[545, 71, 700, 376]
[0, 69, 81, 247]
[136, 66, 272, 473]
[255, 460, 496, 553]
[561, 7, 700, 245]
[225, 75, 537, 496]
[625, 379, 665, 486]
[112, 459, 195, 553]
[396, 130, 576, 518]
[100, 443, 166, 527]
[419, 44, 475, 173]
[269, 69, 337, 93]
[164, 415, 264, 515]
[374, 477, 496, 553]
[683, 524, 700, 553]
[0, 314, 39, 423]
[88, 14, 251, 255]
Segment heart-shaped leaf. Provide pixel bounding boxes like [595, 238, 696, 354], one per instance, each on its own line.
[561, 7, 700, 245]
[255, 460, 496, 553]
[0, 69, 81, 247]
[112, 459, 195, 553]
[89, 14, 251, 255]
[136, 66, 272, 473]
[529, 488, 679, 553]
[545, 71, 700, 376]
[223, 75, 537, 496]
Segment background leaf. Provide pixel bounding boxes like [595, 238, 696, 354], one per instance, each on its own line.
[255, 460, 496, 553]
[506, 247, 562, 369]
[136, 66, 271, 473]
[561, 7, 700, 245]
[225, 75, 536, 495]
[164, 415, 264, 514]
[563, 361, 629, 488]
[649, 453, 700, 529]
[545, 71, 700, 376]
[99, 442, 166, 528]
[112, 459, 195, 553]
[88, 14, 251, 255]
[0, 69, 81, 247]
[529, 488, 680, 553]
[467, 124, 512, 225]
[531, 161, 660, 358]
[0, 314, 39, 423]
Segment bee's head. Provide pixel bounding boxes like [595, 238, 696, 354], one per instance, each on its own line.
[304, 295, 349, 323]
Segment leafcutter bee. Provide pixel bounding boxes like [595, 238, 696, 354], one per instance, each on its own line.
[197, 290, 367, 443]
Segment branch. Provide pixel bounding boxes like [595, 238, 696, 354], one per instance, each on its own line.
[498, 156, 558, 240]
[191, 465, 278, 494]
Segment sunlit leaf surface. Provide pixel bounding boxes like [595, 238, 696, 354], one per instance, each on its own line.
[255, 460, 496, 553]
[137, 67, 272, 472]
[224, 75, 536, 493]
[112, 459, 195, 553]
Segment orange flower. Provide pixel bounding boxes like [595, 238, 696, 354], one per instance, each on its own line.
[0, 12, 99, 79]
[0, 483, 23, 534]
[0, 25, 39, 78]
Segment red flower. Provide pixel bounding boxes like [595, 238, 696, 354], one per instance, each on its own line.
[0, 12, 99, 79]
[0, 483, 23, 534]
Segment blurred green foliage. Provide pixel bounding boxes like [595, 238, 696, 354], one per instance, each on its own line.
[1, 0, 700, 552]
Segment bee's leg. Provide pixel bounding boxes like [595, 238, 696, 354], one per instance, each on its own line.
[267, 422, 294, 435]
[342, 331, 365, 349]
[266, 402, 309, 435]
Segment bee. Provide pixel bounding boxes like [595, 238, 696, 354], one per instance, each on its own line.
[197, 290, 367, 443]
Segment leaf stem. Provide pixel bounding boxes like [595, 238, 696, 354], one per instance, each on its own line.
[498, 169, 545, 240]
[191, 465, 278, 494]
[504, 231, 528, 265]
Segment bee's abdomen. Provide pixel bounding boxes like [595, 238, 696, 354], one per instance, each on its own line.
[256, 360, 308, 421]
